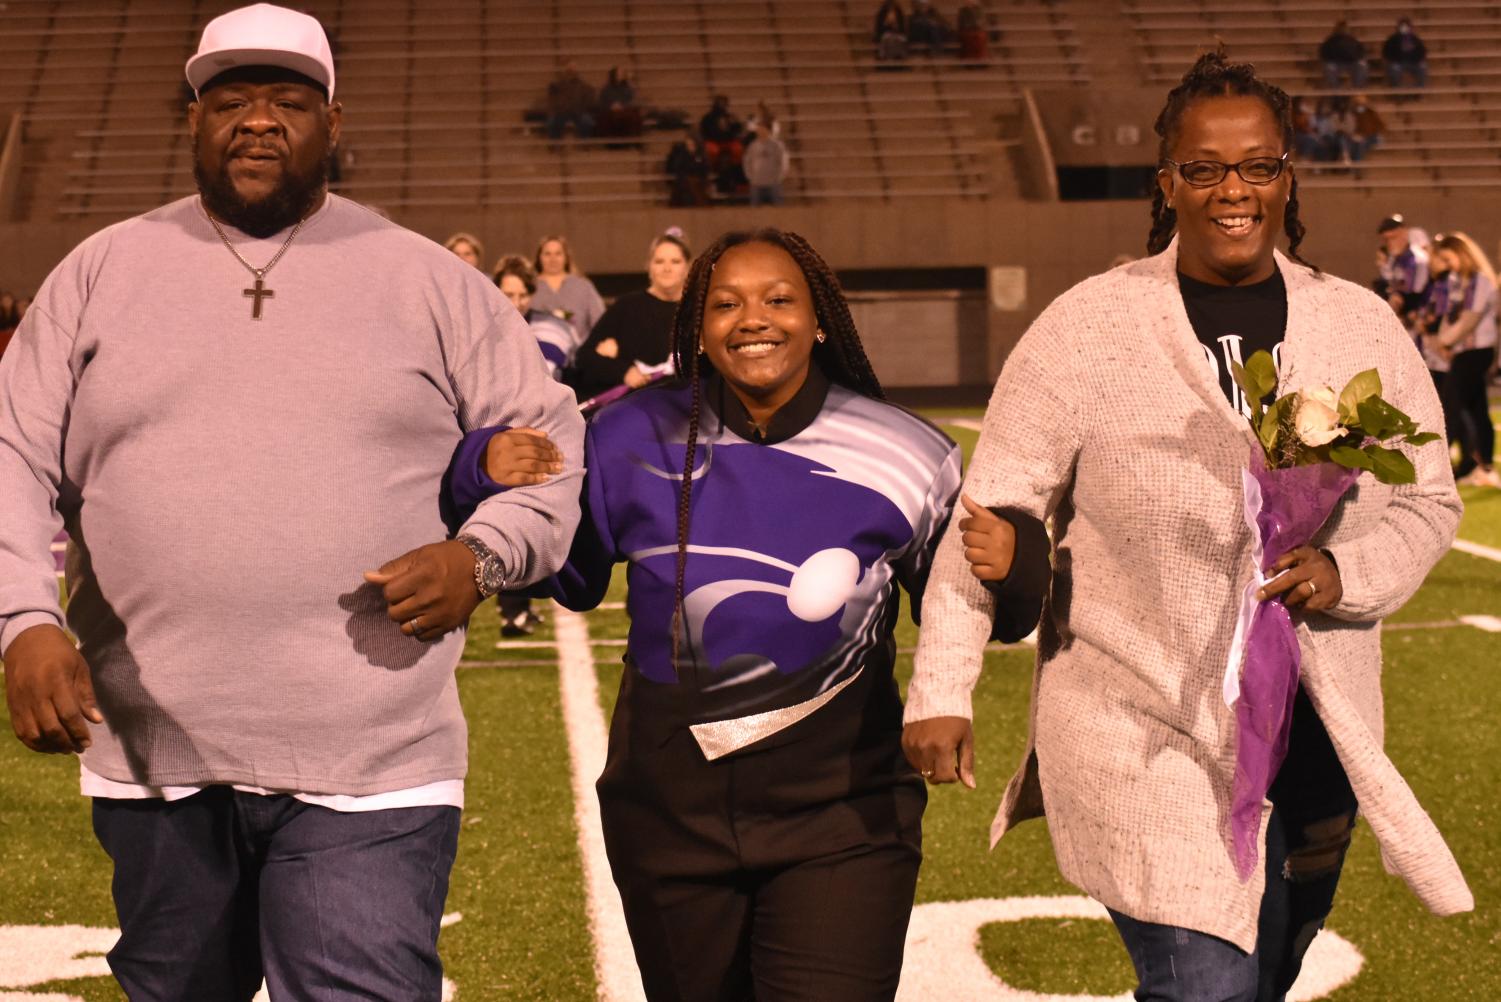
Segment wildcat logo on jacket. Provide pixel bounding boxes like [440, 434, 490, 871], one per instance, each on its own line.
[597, 386, 958, 721]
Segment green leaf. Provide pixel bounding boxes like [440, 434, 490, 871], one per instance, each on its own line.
[1367, 445, 1416, 484]
[1258, 397, 1284, 452]
[1243, 351, 1279, 401]
[1404, 431, 1441, 446]
[1356, 397, 1407, 441]
[1338, 368, 1382, 422]
[1329, 443, 1374, 470]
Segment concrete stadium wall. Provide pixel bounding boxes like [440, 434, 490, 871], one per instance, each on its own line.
[5, 189, 1498, 386]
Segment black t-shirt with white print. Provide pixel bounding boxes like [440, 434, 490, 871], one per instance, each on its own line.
[1179, 268, 1287, 416]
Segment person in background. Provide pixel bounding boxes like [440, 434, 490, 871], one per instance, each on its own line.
[744, 121, 791, 206]
[874, 0, 909, 64]
[493, 254, 579, 379]
[957, 3, 989, 62]
[596, 66, 643, 139]
[1382, 17, 1428, 89]
[568, 229, 691, 402]
[907, 0, 950, 55]
[665, 132, 711, 207]
[700, 95, 746, 193]
[1429, 233, 1500, 487]
[1342, 93, 1384, 162]
[479, 254, 578, 638]
[1319, 20, 1368, 89]
[545, 59, 596, 140]
[0, 291, 17, 361]
[531, 234, 606, 342]
[1376, 213, 1430, 322]
[444, 231, 485, 269]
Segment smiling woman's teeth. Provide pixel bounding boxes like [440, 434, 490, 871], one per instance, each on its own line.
[732, 342, 778, 355]
[1215, 217, 1256, 233]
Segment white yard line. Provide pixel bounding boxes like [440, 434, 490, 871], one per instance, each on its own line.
[1459, 615, 1501, 633]
[1452, 537, 1501, 564]
[552, 602, 646, 1002]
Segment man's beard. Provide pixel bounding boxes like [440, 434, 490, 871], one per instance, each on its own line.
[194, 134, 331, 238]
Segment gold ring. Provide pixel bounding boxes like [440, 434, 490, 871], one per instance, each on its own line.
[921, 768, 934, 778]
[1306, 580, 1318, 596]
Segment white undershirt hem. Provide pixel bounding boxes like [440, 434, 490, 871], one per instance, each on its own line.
[80, 764, 464, 813]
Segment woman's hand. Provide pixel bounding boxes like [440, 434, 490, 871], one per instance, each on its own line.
[483, 427, 564, 487]
[1257, 545, 1342, 612]
[593, 337, 620, 359]
[623, 366, 650, 389]
[902, 717, 976, 788]
[959, 493, 1016, 583]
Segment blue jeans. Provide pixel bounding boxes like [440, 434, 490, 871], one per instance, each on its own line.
[750, 183, 784, 206]
[1109, 688, 1357, 1002]
[93, 787, 461, 1001]
[547, 111, 595, 139]
[1322, 60, 1368, 88]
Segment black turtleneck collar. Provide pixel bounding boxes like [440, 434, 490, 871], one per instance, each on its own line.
[703, 364, 830, 445]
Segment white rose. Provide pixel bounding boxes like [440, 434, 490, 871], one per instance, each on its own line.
[1294, 386, 1343, 447]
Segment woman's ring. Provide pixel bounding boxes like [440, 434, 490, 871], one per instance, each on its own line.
[1306, 580, 1318, 596]
[408, 617, 423, 633]
[921, 768, 934, 779]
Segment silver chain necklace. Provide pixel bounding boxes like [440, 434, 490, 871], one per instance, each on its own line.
[205, 209, 307, 321]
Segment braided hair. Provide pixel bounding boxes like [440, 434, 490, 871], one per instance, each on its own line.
[1147, 48, 1318, 273]
[664, 228, 884, 668]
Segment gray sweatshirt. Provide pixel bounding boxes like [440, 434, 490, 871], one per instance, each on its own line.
[0, 194, 584, 795]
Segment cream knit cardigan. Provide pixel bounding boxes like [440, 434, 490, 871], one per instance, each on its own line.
[908, 240, 1473, 951]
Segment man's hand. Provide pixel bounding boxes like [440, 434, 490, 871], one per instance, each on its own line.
[593, 337, 620, 359]
[484, 427, 563, 488]
[1257, 545, 1342, 612]
[902, 716, 976, 788]
[364, 541, 483, 641]
[3, 624, 102, 754]
[959, 493, 1017, 583]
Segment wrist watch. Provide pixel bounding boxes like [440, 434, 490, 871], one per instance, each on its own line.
[456, 534, 506, 597]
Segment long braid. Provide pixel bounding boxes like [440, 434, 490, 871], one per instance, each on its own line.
[1147, 185, 1178, 257]
[1283, 176, 1317, 272]
[663, 227, 884, 672]
[1149, 48, 1320, 273]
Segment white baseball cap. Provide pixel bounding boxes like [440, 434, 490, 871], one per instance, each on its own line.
[185, 3, 335, 98]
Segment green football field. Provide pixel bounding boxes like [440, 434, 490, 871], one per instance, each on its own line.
[1, 415, 1498, 1001]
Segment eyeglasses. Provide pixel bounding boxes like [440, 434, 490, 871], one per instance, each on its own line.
[1163, 153, 1289, 188]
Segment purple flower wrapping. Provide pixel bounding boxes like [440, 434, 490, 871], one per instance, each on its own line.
[1228, 453, 1360, 880]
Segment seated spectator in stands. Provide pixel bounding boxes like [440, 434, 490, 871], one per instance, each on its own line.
[443, 232, 485, 269]
[596, 66, 643, 139]
[700, 95, 745, 168]
[532, 235, 606, 340]
[874, 0, 909, 63]
[1294, 97, 1341, 162]
[546, 59, 596, 140]
[1340, 94, 1384, 161]
[1376, 214, 1431, 320]
[957, 4, 989, 62]
[1319, 21, 1368, 89]
[0, 291, 17, 331]
[665, 133, 711, 206]
[1382, 18, 1428, 89]
[907, 1, 951, 55]
[744, 122, 791, 206]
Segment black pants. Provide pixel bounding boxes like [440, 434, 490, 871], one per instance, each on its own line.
[597, 667, 925, 1002]
[92, 788, 460, 1002]
[1443, 346, 1496, 477]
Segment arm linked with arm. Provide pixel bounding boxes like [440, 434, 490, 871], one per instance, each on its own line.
[447, 306, 586, 588]
[905, 305, 1087, 723]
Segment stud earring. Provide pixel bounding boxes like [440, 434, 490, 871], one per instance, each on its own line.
[816, 330, 827, 343]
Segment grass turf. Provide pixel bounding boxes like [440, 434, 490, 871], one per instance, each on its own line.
[2, 414, 1499, 999]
